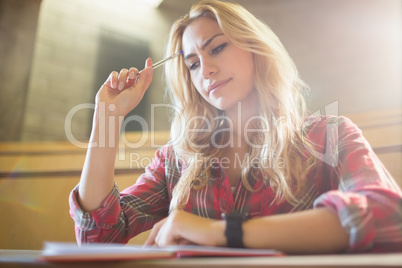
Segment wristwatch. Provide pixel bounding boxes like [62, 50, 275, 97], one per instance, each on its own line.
[221, 213, 248, 248]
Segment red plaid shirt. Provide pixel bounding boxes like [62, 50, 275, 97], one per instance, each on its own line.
[69, 116, 402, 252]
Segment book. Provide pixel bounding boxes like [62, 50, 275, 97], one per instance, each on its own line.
[40, 242, 283, 262]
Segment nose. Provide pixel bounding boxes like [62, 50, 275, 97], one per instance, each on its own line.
[201, 58, 219, 79]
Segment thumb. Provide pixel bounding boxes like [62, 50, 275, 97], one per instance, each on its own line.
[135, 58, 153, 93]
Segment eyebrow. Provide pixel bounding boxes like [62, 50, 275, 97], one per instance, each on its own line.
[184, 33, 224, 60]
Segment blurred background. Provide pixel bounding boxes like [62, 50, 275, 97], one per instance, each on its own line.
[0, 0, 401, 250]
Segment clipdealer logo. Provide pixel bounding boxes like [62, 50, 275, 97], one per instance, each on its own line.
[64, 101, 340, 167]
[303, 100, 339, 167]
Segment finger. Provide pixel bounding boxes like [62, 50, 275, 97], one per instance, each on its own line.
[127, 67, 139, 87]
[144, 226, 158, 246]
[154, 223, 174, 247]
[135, 58, 154, 93]
[144, 219, 165, 246]
[104, 72, 112, 87]
[145, 57, 152, 68]
[105, 71, 118, 89]
[128, 67, 138, 80]
[117, 68, 129, 91]
[178, 239, 195, 245]
[154, 226, 164, 247]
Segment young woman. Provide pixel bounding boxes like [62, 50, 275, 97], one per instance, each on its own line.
[69, 0, 402, 253]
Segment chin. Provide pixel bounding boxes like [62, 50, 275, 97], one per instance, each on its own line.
[211, 100, 237, 112]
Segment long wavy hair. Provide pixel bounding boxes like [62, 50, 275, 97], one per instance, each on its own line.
[164, 0, 316, 211]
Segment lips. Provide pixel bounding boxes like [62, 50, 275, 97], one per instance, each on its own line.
[207, 78, 232, 94]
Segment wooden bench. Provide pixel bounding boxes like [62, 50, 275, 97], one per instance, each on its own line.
[346, 108, 401, 187]
[0, 131, 170, 250]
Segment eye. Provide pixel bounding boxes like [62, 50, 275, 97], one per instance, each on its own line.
[212, 43, 227, 54]
[189, 61, 200, 71]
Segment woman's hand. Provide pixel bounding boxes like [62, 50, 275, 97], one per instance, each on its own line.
[144, 210, 226, 247]
[95, 58, 154, 117]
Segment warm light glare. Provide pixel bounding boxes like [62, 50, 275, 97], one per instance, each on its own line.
[132, 0, 163, 8]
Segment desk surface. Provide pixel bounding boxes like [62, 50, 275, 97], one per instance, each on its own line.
[1, 250, 402, 268]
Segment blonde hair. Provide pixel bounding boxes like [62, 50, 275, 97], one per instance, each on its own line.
[165, 0, 316, 211]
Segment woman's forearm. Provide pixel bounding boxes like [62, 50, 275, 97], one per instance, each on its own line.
[144, 208, 349, 254]
[76, 61, 153, 212]
[78, 109, 123, 212]
[242, 207, 349, 253]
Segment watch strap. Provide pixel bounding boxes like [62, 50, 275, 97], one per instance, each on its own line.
[222, 213, 246, 248]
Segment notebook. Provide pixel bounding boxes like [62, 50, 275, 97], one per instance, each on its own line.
[40, 242, 284, 262]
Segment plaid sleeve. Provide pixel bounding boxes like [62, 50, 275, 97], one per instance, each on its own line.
[312, 116, 402, 252]
[69, 146, 171, 245]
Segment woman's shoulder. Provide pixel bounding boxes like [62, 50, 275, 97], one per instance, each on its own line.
[304, 115, 359, 135]
[154, 142, 176, 158]
[154, 142, 185, 165]
[302, 115, 363, 152]
[302, 115, 363, 168]
[304, 115, 354, 126]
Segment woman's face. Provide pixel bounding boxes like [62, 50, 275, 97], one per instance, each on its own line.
[182, 17, 255, 112]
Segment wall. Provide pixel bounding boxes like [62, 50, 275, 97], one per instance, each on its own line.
[240, 0, 402, 115]
[0, 0, 41, 141]
[20, 0, 175, 142]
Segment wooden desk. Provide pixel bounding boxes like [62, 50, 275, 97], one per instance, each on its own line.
[0, 250, 401, 268]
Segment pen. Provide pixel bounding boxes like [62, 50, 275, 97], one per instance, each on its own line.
[137, 50, 183, 77]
